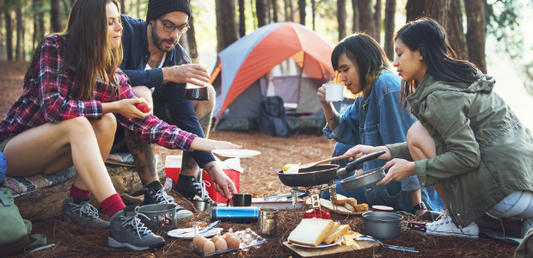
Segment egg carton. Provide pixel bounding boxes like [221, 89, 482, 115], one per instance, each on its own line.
[190, 228, 268, 257]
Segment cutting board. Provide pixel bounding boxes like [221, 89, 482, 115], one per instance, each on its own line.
[283, 231, 379, 258]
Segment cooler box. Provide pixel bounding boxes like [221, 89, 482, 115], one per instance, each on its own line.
[202, 157, 243, 203]
[165, 155, 182, 188]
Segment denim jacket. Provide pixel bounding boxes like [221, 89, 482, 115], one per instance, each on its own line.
[119, 15, 216, 167]
[323, 70, 444, 212]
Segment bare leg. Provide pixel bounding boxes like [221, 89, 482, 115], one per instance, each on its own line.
[127, 86, 158, 186]
[181, 84, 215, 177]
[4, 114, 118, 202]
[406, 121, 447, 208]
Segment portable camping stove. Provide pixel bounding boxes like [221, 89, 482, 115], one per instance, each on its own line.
[290, 182, 338, 219]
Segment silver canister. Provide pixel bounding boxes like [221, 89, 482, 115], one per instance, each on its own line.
[258, 207, 278, 238]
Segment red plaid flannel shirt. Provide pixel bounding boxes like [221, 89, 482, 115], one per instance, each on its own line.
[0, 34, 196, 150]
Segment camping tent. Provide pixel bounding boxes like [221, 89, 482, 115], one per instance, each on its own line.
[210, 22, 337, 134]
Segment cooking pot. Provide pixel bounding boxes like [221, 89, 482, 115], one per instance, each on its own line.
[362, 211, 403, 239]
[340, 166, 385, 192]
[138, 203, 177, 232]
[277, 151, 386, 187]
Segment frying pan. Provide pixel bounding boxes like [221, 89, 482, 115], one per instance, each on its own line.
[277, 151, 386, 187]
[340, 167, 385, 191]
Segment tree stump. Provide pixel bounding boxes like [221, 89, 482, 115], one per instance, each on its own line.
[14, 157, 166, 221]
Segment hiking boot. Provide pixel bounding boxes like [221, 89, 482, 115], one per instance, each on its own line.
[426, 211, 479, 238]
[175, 174, 213, 203]
[61, 197, 110, 230]
[143, 181, 193, 219]
[108, 206, 165, 251]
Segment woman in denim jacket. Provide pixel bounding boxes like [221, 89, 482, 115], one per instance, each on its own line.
[349, 18, 533, 239]
[318, 33, 444, 216]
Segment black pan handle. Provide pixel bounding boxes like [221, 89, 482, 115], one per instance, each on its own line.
[336, 150, 386, 177]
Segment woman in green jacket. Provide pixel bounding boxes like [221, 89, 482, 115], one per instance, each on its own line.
[345, 18, 533, 238]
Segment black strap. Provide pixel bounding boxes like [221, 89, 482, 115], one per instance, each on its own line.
[412, 202, 427, 213]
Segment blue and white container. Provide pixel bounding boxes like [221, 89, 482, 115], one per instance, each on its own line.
[210, 207, 259, 223]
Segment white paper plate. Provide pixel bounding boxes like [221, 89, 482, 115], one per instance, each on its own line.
[212, 149, 261, 158]
[167, 227, 223, 239]
[290, 236, 343, 249]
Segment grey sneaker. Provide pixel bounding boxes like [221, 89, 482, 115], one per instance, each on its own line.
[61, 197, 109, 230]
[143, 183, 193, 219]
[108, 206, 165, 251]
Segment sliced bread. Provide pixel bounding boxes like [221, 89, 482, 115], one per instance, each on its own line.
[288, 219, 335, 247]
[323, 224, 350, 244]
[331, 194, 348, 205]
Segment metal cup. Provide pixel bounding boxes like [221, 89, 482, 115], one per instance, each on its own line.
[258, 207, 278, 238]
[194, 200, 211, 212]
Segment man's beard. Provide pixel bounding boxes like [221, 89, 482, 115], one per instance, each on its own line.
[151, 23, 178, 53]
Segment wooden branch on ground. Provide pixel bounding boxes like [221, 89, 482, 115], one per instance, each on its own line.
[15, 159, 165, 221]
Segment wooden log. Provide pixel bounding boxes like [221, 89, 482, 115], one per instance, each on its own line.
[14, 155, 165, 221]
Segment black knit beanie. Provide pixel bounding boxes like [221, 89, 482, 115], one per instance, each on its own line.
[146, 0, 190, 22]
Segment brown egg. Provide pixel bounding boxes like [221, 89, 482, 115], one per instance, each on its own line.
[227, 236, 240, 248]
[203, 241, 216, 254]
[197, 237, 209, 250]
[215, 238, 228, 251]
[192, 234, 205, 247]
[223, 233, 233, 241]
[210, 236, 220, 243]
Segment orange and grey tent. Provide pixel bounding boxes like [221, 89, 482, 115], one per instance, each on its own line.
[210, 22, 335, 127]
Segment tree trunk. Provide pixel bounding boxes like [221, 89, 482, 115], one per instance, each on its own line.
[351, 0, 359, 32]
[356, 0, 375, 39]
[4, 5, 12, 61]
[271, 0, 278, 23]
[465, 0, 486, 73]
[216, 0, 239, 53]
[298, 0, 306, 25]
[239, 0, 245, 36]
[15, 5, 22, 61]
[187, 16, 199, 64]
[405, 0, 450, 28]
[0, 0, 4, 60]
[311, 0, 316, 30]
[337, 0, 347, 41]
[15, 164, 166, 221]
[51, 0, 62, 32]
[288, 0, 294, 22]
[120, 0, 126, 14]
[384, 0, 396, 61]
[251, 0, 257, 29]
[446, 0, 467, 60]
[374, 0, 382, 43]
[256, 0, 269, 27]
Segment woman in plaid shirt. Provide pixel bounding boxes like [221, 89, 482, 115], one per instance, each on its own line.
[0, 0, 240, 251]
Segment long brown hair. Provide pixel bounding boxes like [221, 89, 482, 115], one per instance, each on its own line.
[25, 0, 123, 101]
[394, 18, 480, 110]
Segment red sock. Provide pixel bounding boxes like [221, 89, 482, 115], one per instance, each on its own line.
[101, 193, 126, 217]
[69, 184, 91, 202]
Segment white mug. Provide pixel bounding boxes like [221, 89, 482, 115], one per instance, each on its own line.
[325, 83, 344, 102]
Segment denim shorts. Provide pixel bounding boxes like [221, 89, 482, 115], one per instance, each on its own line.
[487, 191, 533, 219]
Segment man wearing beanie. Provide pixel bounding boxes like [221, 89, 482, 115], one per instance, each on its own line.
[113, 0, 237, 213]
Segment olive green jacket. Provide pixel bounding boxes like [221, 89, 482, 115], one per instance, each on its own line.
[387, 73, 533, 227]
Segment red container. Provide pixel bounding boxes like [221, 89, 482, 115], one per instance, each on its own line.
[202, 169, 241, 203]
[304, 208, 331, 219]
[165, 155, 182, 188]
